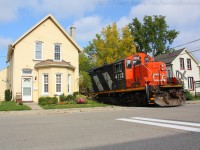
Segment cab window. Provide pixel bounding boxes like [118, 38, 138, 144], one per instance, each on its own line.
[145, 57, 150, 62]
[114, 63, 122, 73]
[126, 59, 132, 68]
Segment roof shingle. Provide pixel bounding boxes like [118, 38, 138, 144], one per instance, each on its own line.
[35, 59, 75, 70]
[154, 48, 185, 64]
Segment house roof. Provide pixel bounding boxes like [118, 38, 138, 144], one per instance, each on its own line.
[7, 14, 82, 62]
[35, 59, 75, 70]
[154, 48, 185, 64]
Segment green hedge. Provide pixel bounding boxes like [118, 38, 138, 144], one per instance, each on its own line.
[5, 89, 12, 101]
[38, 96, 58, 105]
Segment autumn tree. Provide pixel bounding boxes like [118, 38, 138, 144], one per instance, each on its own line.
[84, 23, 136, 67]
[79, 23, 136, 93]
[129, 15, 179, 57]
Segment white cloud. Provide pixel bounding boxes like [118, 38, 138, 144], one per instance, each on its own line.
[0, 0, 27, 22]
[116, 0, 200, 61]
[29, 0, 96, 19]
[0, 0, 96, 23]
[69, 16, 111, 44]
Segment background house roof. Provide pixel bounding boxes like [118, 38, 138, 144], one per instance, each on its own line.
[154, 48, 185, 64]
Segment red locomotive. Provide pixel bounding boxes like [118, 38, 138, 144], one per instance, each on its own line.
[88, 52, 185, 106]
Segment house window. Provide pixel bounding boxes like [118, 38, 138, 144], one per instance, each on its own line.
[35, 42, 43, 60]
[188, 77, 194, 91]
[187, 59, 192, 70]
[54, 44, 61, 61]
[56, 74, 62, 94]
[43, 74, 48, 94]
[179, 58, 184, 70]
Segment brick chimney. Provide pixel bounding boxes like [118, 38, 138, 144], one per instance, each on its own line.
[70, 24, 76, 39]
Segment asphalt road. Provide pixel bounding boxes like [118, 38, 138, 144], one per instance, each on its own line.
[0, 104, 200, 150]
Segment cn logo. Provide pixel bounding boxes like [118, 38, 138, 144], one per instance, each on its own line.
[176, 70, 187, 80]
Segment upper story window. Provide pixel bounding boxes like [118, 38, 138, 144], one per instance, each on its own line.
[179, 58, 185, 70]
[54, 44, 61, 61]
[35, 41, 43, 60]
[187, 59, 192, 70]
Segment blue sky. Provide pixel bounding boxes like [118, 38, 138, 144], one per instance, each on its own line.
[0, 0, 200, 70]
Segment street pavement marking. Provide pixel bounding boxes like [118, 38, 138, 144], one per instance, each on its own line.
[116, 117, 200, 133]
[132, 117, 200, 127]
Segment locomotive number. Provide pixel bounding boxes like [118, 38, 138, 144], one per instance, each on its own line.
[115, 72, 124, 80]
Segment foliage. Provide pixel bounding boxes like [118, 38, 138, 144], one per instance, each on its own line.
[73, 92, 79, 98]
[38, 96, 58, 105]
[0, 101, 31, 111]
[66, 94, 75, 101]
[18, 102, 23, 105]
[40, 100, 110, 109]
[5, 89, 12, 101]
[185, 90, 195, 100]
[75, 94, 87, 104]
[129, 15, 179, 57]
[79, 71, 92, 94]
[84, 23, 136, 67]
[79, 52, 95, 72]
[59, 94, 66, 102]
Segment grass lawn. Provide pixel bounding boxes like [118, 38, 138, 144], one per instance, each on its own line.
[40, 100, 111, 109]
[0, 101, 31, 111]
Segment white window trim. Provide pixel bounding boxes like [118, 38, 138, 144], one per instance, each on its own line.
[55, 73, 62, 95]
[188, 77, 194, 91]
[34, 41, 43, 60]
[68, 74, 72, 94]
[42, 74, 49, 96]
[53, 43, 62, 61]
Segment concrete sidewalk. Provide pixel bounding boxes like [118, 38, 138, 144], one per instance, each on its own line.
[0, 106, 128, 116]
[24, 102, 43, 110]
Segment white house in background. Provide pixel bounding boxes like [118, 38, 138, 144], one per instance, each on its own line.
[155, 48, 200, 95]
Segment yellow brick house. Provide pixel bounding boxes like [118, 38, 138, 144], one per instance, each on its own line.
[5, 14, 81, 102]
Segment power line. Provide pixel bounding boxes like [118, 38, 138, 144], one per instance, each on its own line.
[155, 48, 200, 62]
[172, 38, 200, 49]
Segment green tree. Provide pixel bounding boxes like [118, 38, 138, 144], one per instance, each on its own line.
[79, 71, 92, 94]
[129, 15, 179, 57]
[85, 23, 136, 67]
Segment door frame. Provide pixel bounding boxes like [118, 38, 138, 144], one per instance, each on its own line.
[22, 76, 33, 101]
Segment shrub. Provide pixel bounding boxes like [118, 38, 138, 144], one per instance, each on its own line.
[66, 94, 75, 101]
[18, 102, 23, 105]
[59, 93, 66, 102]
[38, 96, 58, 105]
[5, 89, 12, 101]
[52, 97, 58, 104]
[73, 92, 79, 98]
[185, 90, 194, 100]
[75, 94, 87, 104]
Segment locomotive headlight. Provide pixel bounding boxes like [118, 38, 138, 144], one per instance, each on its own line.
[161, 64, 165, 71]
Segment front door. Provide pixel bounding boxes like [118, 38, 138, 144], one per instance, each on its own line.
[22, 77, 32, 101]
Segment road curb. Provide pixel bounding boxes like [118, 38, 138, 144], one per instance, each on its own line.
[186, 100, 200, 104]
[0, 106, 129, 116]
